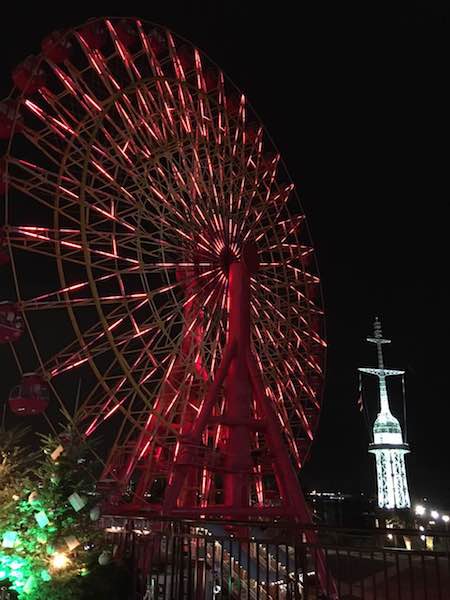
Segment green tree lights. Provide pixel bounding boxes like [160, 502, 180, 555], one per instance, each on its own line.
[0, 426, 105, 599]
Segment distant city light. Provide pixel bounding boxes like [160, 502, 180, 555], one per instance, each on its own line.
[419, 526, 425, 531]
[431, 510, 439, 520]
[443, 515, 450, 523]
[420, 535, 426, 541]
[387, 533, 393, 540]
[415, 504, 426, 516]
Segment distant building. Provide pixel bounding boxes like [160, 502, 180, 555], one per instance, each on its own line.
[307, 490, 375, 528]
[359, 318, 411, 510]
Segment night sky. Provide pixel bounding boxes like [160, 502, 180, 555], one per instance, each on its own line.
[1, 4, 448, 505]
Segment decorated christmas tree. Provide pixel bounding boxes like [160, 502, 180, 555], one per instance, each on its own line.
[0, 424, 107, 599]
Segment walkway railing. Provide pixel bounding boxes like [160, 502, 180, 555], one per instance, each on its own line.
[103, 518, 450, 599]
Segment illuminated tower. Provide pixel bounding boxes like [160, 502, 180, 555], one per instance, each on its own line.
[359, 318, 411, 510]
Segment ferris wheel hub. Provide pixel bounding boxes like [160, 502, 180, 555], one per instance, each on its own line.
[219, 240, 259, 276]
[219, 246, 236, 275]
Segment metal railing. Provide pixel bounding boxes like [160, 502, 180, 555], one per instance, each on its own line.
[103, 518, 450, 599]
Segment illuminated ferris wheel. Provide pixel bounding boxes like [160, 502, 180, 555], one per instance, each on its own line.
[0, 17, 325, 517]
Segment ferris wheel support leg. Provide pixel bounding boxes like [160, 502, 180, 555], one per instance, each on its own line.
[223, 260, 253, 508]
[247, 351, 339, 599]
[161, 341, 236, 514]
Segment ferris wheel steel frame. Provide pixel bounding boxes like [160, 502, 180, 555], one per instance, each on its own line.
[1, 17, 327, 532]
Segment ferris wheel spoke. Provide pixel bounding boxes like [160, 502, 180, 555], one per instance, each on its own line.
[18, 110, 150, 221]
[235, 175, 286, 241]
[192, 49, 214, 138]
[135, 87, 167, 144]
[53, 53, 106, 113]
[241, 184, 294, 247]
[74, 280, 207, 391]
[5, 225, 141, 273]
[261, 242, 314, 262]
[265, 387, 300, 462]
[82, 360, 177, 440]
[203, 278, 228, 374]
[255, 271, 319, 313]
[251, 286, 325, 357]
[20, 108, 139, 214]
[252, 352, 302, 451]
[7, 154, 82, 219]
[81, 304, 207, 438]
[38, 299, 150, 377]
[5, 220, 192, 274]
[105, 94, 170, 163]
[74, 31, 123, 95]
[19, 292, 148, 312]
[138, 169, 208, 236]
[11, 272, 117, 306]
[172, 146, 231, 244]
[251, 302, 321, 383]
[43, 61, 103, 120]
[105, 19, 142, 82]
[47, 323, 152, 379]
[61, 351, 181, 428]
[23, 98, 77, 142]
[135, 20, 163, 76]
[253, 345, 316, 446]
[166, 33, 200, 136]
[6, 157, 140, 234]
[78, 326, 163, 424]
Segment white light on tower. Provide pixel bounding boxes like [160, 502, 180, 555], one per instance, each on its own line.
[359, 318, 411, 510]
[442, 515, 450, 523]
[415, 505, 426, 516]
[431, 510, 439, 520]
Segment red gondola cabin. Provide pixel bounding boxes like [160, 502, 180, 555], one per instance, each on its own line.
[9, 373, 49, 416]
[0, 302, 23, 343]
[12, 56, 46, 95]
[41, 30, 71, 63]
[0, 100, 23, 139]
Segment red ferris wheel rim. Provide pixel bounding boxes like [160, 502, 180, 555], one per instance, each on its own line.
[1, 17, 326, 485]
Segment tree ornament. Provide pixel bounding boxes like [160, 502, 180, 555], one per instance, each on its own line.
[89, 505, 101, 521]
[2, 531, 18, 548]
[40, 569, 52, 582]
[50, 444, 64, 461]
[68, 492, 87, 512]
[34, 510, 50, 528]
[64, 535, 80, 551]
[28, 491, 39, 504]
[98, 550, 112, 566]
[23, 575, 35, 594]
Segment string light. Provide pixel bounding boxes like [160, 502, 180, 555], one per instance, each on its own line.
[50, 552, 70, 571]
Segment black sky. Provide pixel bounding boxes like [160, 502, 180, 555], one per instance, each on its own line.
[0, 3, 448, 505]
